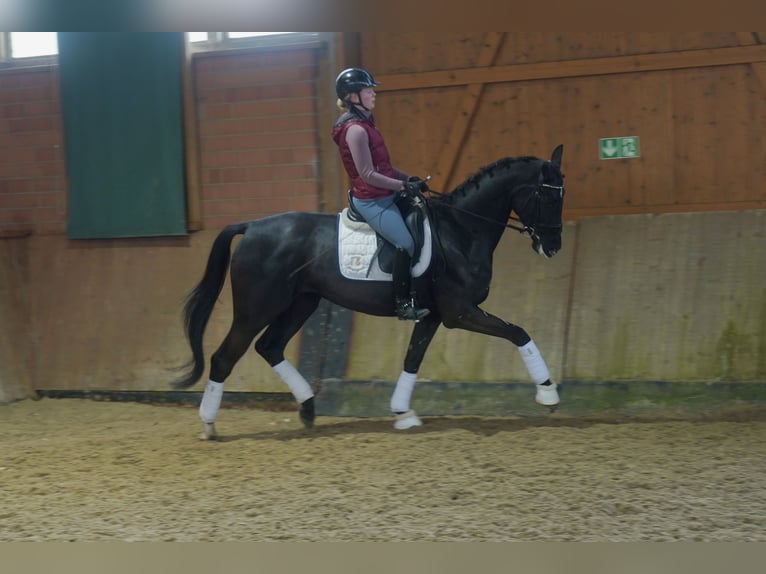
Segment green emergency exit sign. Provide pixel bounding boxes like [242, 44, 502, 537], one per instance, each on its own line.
[599, 136, 640, 159]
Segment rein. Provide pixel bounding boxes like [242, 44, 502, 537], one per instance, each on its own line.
[424, 177, 564, 236]
[426, 188, 531, 234]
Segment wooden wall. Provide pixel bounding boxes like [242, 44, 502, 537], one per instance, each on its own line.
[353, 32, 766, 219]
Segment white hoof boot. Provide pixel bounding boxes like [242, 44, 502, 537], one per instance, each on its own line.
[393, 410, 423, 430]
[535, 381, 559, 406]
[200, 422, 218, 441]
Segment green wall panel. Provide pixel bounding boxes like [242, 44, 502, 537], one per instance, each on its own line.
[58, 33, 187, 238]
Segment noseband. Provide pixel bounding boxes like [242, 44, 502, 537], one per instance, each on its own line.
[508, 172, 564, 238]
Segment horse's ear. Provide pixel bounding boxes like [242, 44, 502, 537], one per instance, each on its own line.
[550, 144, 563, 168]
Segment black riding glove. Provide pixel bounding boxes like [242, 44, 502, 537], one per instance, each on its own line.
[402, 176, 429, 197]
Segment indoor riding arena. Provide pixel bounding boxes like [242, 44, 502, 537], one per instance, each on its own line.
[1, 32, 765, 543]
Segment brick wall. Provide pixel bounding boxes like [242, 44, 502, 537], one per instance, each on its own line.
[0, 45, 322, 237]
[194, 48, 321, 230]
[0, 66, 67, 237]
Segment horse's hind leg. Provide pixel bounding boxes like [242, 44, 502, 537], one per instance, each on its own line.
[198, 316, 264, 440]
[254, 293, 322, 428]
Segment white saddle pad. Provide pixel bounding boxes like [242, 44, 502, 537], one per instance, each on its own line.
[337, 208, 432, 281]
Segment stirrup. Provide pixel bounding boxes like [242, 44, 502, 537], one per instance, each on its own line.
[396, 299, 430, 322]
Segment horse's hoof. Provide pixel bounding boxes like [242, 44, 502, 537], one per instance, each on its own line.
[393, 410, 423, 430]
[535, 381, 560, 407]
[299, 414, 315, 429]
[299, 397, 315, 429]
[200, 422, 218, 441]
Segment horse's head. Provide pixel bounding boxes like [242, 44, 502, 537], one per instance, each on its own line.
[514, 144, 565, 258]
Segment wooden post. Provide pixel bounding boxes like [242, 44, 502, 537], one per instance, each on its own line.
[317, 33, 358, 213]
[316, 35, 346, 214]
[180, 34, 203, 231]
[735, 32, 766, 95]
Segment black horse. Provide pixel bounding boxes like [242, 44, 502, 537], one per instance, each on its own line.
[173, 145, 565, 439]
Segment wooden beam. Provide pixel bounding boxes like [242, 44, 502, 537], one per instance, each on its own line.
[564, 200, 766, 221]
[735, 32, 766, 95]
[316, 36, 346, 214]
[321, 33, 357, 211]
[432, 32, 505, 190]
[735, 32, 759, 45]
[180, 35, 202, 231]
[374, 45, 766, 92]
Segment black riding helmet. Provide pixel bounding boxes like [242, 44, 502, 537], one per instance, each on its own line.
[335, 68, 378, 104]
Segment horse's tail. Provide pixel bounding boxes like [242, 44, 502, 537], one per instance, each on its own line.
[170, 222, 249, 389]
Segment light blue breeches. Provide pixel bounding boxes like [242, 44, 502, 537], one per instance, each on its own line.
[352, 194, 414, 257]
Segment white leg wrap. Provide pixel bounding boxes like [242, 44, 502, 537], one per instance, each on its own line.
[199, 380, 224, 424]
[390, 370, 417, 413]
[272, 360, 314, 403]
[517, 340, 550, 385]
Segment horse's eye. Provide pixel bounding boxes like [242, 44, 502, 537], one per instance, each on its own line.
[540, 187, 563, 203]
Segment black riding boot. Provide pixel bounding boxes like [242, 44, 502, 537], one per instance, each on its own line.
[393, 247, 430, 321]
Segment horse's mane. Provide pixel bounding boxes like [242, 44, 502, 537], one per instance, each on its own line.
[430, 156, 540, 204]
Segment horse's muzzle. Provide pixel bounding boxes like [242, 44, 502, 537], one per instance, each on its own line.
[532, 236, 560, 258]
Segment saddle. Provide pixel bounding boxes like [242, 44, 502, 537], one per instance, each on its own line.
[346, 190, 426, 274]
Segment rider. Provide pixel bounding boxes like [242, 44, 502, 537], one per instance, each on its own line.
[331, 67, 430, 322]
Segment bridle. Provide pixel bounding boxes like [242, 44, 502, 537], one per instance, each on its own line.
[425, 168, 565, 239]
[509, 171, 565, 242]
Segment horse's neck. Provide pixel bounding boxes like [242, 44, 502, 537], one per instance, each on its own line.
[457, 170, 520, 225]
[449, 165, 535, 252]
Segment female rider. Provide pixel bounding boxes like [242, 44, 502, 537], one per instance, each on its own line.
[331, 67, 429, 322]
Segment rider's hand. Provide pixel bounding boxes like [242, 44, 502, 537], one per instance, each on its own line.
[403, 176, 428, 196]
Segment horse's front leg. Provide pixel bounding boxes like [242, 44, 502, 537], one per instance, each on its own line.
[390, 312, 442, 430]
[442, 305, 560, 410]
